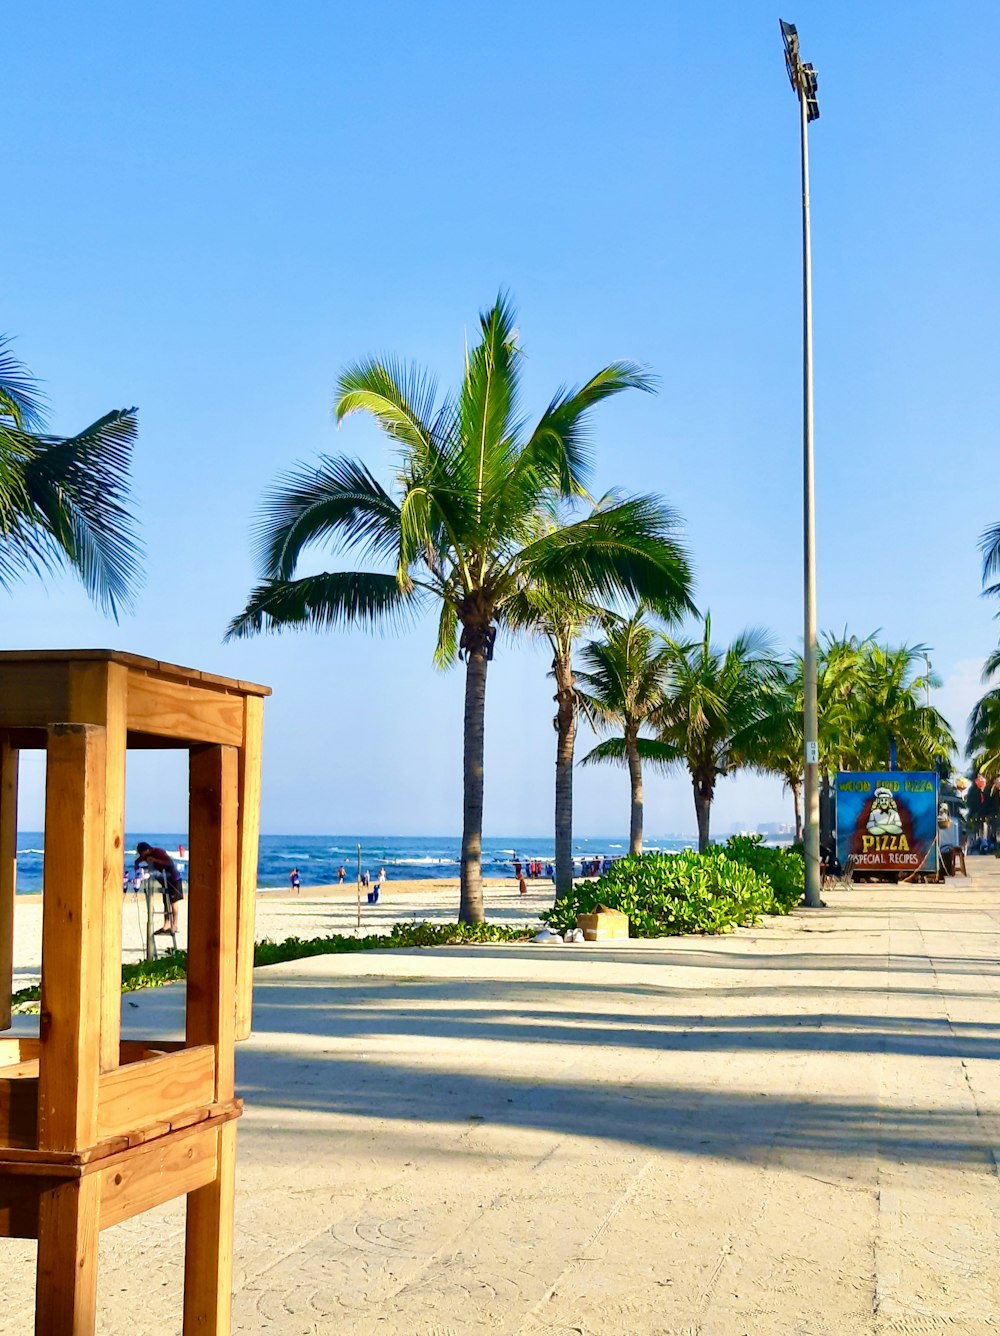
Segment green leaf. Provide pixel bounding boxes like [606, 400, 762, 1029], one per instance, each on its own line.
[225, 570, 420, 639]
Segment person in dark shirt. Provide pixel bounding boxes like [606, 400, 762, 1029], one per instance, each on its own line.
[134, 841, 183, 935]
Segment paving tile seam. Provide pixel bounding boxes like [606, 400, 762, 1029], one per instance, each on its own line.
[687, 1010, 876, 1336]
[919, 921, 1000, 1184]
[870, 902, 895, 1335]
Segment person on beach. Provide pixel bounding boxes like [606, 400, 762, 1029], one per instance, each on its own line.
[378, 866, 387, 887]
[338, 865, 346, 884]
[518, 873, 527, 896]
[134, 842, 183, 935]
[513, 858, 522, 880]
[290, 867, 301, 893]
[362, 870, 370, 888]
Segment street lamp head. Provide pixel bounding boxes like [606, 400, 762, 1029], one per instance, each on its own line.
[780, 18, 800, 86]
[779, 18, 820, 122]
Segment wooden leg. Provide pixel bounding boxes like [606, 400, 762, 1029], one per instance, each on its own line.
[235, 696, 263, 1041]
[69, 662, 128, 1071]
[0, 739, 18, 1032]
[187, 745, 238, 1101]
[35, 1174, 101, 1335]
[183, 1121, 237, 1335]
[37, 724, 105, 1153]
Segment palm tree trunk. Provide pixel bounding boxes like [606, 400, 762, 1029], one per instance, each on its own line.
[693, 776, 712, 853]
[460, 645, 488, 924]
[553, 650, 576, 899]
[791, 781, 803, 843]
[627, 731, 643, 856]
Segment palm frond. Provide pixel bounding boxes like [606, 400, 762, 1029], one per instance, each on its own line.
[635, 736, 683, 772]
[980, 523, 1000, 589]
[335, 358, 438, 457]
[457, 293, 524, 500]
[3, 408, 141, 617]
[434, 597, 459, 669]
[252, 456, 403, 580]
[0, 337, 47, 430]
[225, 570, 420, 640]
[514, 362, 655, 503]
[514, 497, 693, 614]
[579, 736, 629, 767]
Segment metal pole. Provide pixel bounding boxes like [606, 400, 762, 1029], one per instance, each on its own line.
[144, 879, 154, 961]
[800, 84, 822, 909]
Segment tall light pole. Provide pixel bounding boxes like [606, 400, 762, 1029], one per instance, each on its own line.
[781, 20, 823, 907]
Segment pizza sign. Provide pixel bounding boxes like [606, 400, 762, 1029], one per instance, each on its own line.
[836, 772, 939, 875]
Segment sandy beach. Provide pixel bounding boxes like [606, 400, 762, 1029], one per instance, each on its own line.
[9, 877, 557, 991]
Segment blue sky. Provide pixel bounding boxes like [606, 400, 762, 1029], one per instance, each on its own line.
[5, 2, 999, 837]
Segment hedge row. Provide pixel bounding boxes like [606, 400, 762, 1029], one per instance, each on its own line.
[541, 836, 805, 938]
[8, 920, 534, 1010]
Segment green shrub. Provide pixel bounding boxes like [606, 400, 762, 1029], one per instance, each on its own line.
[542, 839, 804, 939]
[253, 920, 531, 966]
[723, 835, 805, 911]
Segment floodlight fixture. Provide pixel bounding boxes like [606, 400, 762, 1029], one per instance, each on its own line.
[779, 18, 820, 121]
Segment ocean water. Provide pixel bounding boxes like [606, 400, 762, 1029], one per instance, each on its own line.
[12, 832, 693, 894]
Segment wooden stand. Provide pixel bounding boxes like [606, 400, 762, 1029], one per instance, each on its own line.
[0, 651, 268, 1335]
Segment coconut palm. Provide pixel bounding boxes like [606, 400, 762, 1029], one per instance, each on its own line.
[508, 502, 692, 898]
[846, 642, 954, 771]
[577, 613, 677, 856]
[656, 615, 783, 852]
[0, 337, 140, 615]
[968, 687, 1000, 778]
[227, 295, 688, 922]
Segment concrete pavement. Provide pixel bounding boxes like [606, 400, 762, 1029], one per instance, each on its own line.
[4, 863, 1000, 1333]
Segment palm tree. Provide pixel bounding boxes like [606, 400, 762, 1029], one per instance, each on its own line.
[227, 295, 688, 923]
[968, 686, 1000, 779]
[656, 615, 783, 852]
[508, 503, 692, 898]
[847, 642, 954, 771]
[577, 613, 676, 856]
[0, 337, 140, 615]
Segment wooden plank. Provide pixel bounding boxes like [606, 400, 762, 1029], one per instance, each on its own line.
[183, 1119, 237, 1335]
[0, 1037, 40, 1065]
[187, 746, 238, 1102]
[0, 662, 69, 729]
[97, 1045, 215, 1141]
[37, 723, 106, 1154]
[236, 694, 264, 1040]
[0, 650, 270, 698]
[35, 1172, 101, 1332]
[127, 672, 244, 745]
[0, 1173, 42, 1238]
[0, 1063, 39, 1147]
[0, 739, 17, 1031]
[69, 660, 129, 1072]
[98, 1121, 218, 1231]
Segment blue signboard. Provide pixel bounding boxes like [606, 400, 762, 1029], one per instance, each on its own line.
[836, 771, 939, 875]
